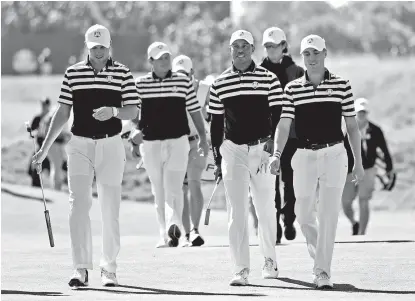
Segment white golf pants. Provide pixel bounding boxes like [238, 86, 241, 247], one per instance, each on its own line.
[220, 139, 277, 273]
[292, 142, 348, 277]
[140, 135, 190, 239]
[65, 134, 126, 273]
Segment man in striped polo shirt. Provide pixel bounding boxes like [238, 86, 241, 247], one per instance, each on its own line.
[172, 54, 208, 247]
[135, 43, 209, 249]
[208, 30, 283, 286]
[270, 34, 365, 289]
[32, 24, 140, 287]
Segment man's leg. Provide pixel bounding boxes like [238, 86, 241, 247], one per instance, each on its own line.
[280, 138, 297, 240]
[163, 136, 190, 247]
[249, 146, 277, 275]
[182, 181, 191, 238]
[95, 135, 126, 276]
[314, 144, 348, 278]
[357, 167, 376, 235]
[220, 140, 251, 277]
[140, 140, 167, 243]
[292, 149, 319, 261]
[66, 136, 95, 272]
[341, 173, 359, 235]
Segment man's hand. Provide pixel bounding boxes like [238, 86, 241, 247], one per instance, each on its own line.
[92, 107, 114, 121]
[269, 156, 281, 175]
[351, 163, 365, 185]
[128, 129, 143, 158]
[32, 148, 49, 173]
[214, 165, 222, 181]
[198, 138, 209, 157]
[263, 139, 274, 155]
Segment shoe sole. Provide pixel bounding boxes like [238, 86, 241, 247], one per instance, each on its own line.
[167, 224, 181, 247]
[229, 281, 249, 286]
[316, 284, 334, 290]
[68, 279, 88, 288]
[191, 235, 204, 247]
[103, 282, 118, 287]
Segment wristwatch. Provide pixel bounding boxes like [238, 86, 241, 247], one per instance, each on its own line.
[112, 107, 119, 117]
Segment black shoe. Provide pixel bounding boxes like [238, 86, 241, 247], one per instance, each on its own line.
[167, 224, 181, 247]
[276, 223, 282, 244]
[352, 222, 359, 235]
[284, 224, 297, 241]
[190, 228, 205, 247]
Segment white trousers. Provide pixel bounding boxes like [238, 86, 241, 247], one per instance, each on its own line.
[220, 139, 277, 273]
[140, 135, 190, 239]
[292, 142, 348, 277]
[65, 134, 126, 273]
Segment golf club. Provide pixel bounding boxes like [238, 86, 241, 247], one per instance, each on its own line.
[25, 121, 55, 248]
[204, 176, 222, 226]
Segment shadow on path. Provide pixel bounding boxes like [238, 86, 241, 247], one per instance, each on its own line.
[1, 290, 67, 296]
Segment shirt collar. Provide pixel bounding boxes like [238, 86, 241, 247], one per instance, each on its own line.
[152, 69, 173, 80]
[85, 56, 114, 69]
[302, 68, 331, 84]
[231, 60, 256, 74]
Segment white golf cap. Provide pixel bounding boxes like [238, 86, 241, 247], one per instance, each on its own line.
[300, 34, 326, 54]
[85, 24, 111, 49]
[262, 27, 286, 45]
[355, 98, 369, 112]
[172, 55, 193, 73]
[147, 42, 172, 60]
[230, 30, 254, 45]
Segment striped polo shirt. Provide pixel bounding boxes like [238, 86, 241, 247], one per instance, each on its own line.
[281, 69, 355, 144]
[135, 70, 201, 141]
[207, 62, 283, 144]
[58, 57, 139, 137]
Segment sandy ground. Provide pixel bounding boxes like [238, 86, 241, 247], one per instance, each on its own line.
[1, 184, 414, 301]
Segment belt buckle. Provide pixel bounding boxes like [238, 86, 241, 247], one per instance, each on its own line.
[310, 143, 319, 151]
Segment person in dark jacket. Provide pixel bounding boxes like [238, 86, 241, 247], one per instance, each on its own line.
[342, 98, 394, 235]
[250, 27, 304, 244]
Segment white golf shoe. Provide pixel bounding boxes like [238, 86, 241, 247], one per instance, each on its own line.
[229, 268, 249, 286]
[262, 257, 279, 279]
[101, 268, 118, 287]
[313, 272, 333, 289]
[68, 268, 88, 288]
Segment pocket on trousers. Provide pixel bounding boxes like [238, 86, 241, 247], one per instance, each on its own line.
[326, 149, 348, 188]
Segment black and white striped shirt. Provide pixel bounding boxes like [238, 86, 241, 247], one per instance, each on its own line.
[58, 57, 139, 137]
[135, 71, 201, 141]
[281, 69, 355, 144]
[208, 62, 283, 144]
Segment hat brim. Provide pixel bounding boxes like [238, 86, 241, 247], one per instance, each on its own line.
[151, 50, 172, 60]
[230, 38, 254, 46]
[86, 41, 110, 49]
[172, 65, 191, 74]
[262, 38, 284, 46]
[300, 45, 325, 54]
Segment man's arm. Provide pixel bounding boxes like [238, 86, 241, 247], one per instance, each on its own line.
[119, 68, 140, 120]
[268, 73, 283, 140]
[376, 126, 393, 172]
[190, 111, 207, 142]
[344, 116, 363, 166]
[207, 83, 224, 166]
[40, 103, 71, 152]
[273, 84, 295, 156]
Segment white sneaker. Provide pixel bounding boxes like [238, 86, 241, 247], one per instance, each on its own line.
[101, 268, 118, 287]
[229, 268, 249, 286]
[262, 257, 279, 279]
[68, 269, 88, 288]
[313, 272, 333, 289]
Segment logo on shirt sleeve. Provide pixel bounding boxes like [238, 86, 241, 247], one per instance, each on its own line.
[327, 89, 333, 96]
[252, 81, 259, 89]
[172, 86, 178, 92]
[107, 75, 113, 83]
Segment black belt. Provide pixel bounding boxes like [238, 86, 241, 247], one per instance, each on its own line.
[188, 134, 199, 142]
[76, 132, 119, 140]
[298, 140, 342, 151]
[246, 136, 270, 146]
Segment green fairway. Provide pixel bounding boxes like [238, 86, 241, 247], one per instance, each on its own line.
[1, 184, 414, 301]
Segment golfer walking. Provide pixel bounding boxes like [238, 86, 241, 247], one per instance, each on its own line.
[32, 24, 140, 287]
[209, 30, 283, 286]
[270, 34, 365, 289]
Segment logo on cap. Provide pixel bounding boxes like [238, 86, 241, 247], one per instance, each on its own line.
[268, 31, 274, 37]
[178, 59, 184, 64]
[327, 89, 333, 96]
[252, 82, 258, 89]
[307, 38, 313, 44]
[240, 31, 244, 36]
[158, 45, 163, 49]
[107, 76, 113, 83]
[94, 31, 101, 38]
